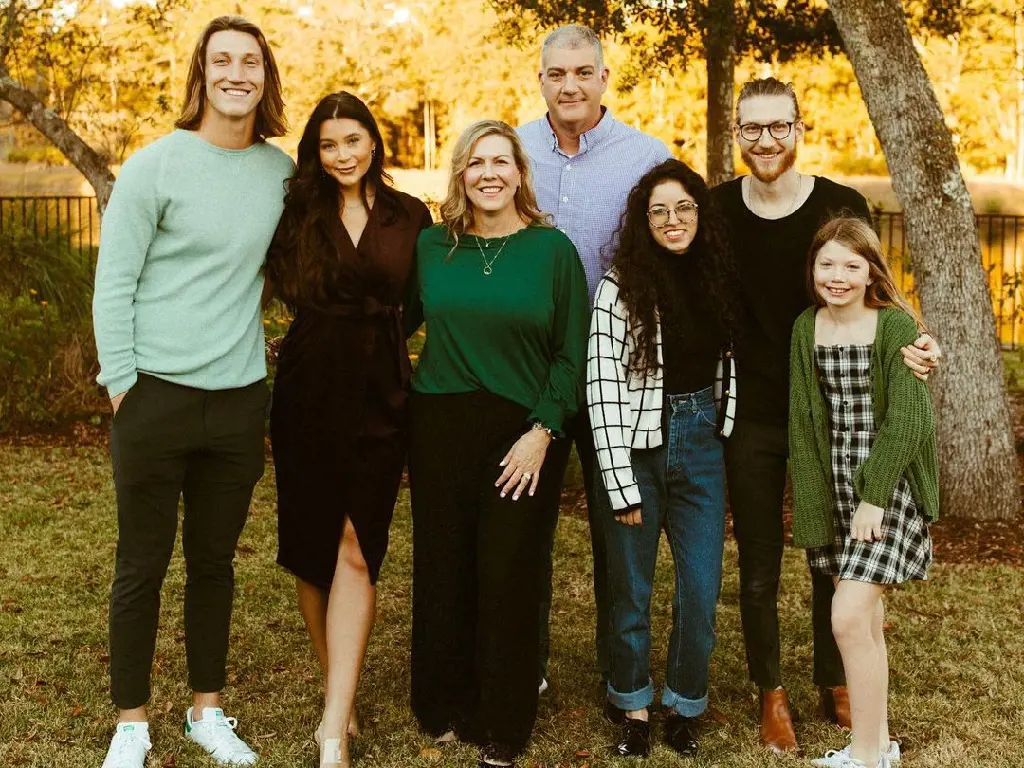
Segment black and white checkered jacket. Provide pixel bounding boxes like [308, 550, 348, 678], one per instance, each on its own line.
[586, 272, 666, 512]
[586, 271, 736, 512]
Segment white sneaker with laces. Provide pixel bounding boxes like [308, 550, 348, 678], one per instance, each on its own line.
[811, 740, 901, 768]
[185, 706, 258, 765]
[101, 722, 152, 768]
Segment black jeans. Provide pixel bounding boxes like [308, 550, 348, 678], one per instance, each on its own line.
[409, 391, 566, 756]
[538, 405, 611, 682]
[108, 374, 268, 709]
[723, 418, 844, 690]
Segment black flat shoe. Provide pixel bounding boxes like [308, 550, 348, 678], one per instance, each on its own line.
[613, 717, 651, 757]
[664, 713, 700, 757]
[603, 699, 627, 725]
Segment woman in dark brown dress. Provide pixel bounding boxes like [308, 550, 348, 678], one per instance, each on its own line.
[264, 91, 431, 768]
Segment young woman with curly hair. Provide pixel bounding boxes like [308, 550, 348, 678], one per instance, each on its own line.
[586, 158, 741, 758]
[264, 91, 432, 768]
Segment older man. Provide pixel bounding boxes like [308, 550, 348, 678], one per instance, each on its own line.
[517, 24, 671, 697]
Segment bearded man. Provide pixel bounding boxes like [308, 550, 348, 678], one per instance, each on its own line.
[712, 77, 939, 754]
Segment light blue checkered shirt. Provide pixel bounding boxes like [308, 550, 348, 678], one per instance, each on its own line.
[518, 110, 672, 303]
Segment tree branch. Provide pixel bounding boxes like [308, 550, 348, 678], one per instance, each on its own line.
[0, 67, 115, 212]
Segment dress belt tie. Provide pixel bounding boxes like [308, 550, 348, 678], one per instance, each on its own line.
[310, 298, 411, 388]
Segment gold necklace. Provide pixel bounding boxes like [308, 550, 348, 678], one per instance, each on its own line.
[475, 234, 512, 276]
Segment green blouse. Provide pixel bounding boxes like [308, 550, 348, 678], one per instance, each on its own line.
[407, 223, 589, 433]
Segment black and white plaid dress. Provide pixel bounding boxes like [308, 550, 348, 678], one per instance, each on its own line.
[806, 344, 932, 584]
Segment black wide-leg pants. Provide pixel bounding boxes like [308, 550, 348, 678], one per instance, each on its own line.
[107, 373, 268, 709]
[409, 391, 568, 756]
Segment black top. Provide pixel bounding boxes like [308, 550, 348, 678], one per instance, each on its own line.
[657, 253, 725, 396]
[711, 176, 871, 426]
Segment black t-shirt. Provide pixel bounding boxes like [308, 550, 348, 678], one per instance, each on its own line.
[711, 176, 871, 426]
[657, 253, 725, 396]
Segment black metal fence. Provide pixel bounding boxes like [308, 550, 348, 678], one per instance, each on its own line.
[875, 213, 1024, 348]
[1, 196, 1022, 346]
[0, 195, 99, 259]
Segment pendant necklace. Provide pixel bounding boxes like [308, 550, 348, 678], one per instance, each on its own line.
[475, 233, 512, 276]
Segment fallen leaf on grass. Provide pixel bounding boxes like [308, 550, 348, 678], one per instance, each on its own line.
[418, 746, 442, 761]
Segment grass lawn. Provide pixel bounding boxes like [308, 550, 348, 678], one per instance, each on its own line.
[2, 446, 1023, 768]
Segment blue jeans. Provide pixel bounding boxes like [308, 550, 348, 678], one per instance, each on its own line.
[600, 387, 726, 717]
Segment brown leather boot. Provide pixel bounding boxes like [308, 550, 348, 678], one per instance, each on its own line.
[759, 687, 798, 754]
[818, 685, 852, 729]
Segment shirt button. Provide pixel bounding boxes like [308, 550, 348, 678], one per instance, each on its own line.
[562, 196, 569, 203]
[565, 164, 572, 170]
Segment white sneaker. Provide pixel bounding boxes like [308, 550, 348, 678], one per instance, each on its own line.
[101, 722, 151, 768]
[185, 706, 259, 765]
[811, 740, 901, 768]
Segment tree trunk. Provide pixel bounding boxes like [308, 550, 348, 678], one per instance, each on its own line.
[828, 0, 1020, 520]
[704, 0, 735, 186]
[0, 70, 115, 213]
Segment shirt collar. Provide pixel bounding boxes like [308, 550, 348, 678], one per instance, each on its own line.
[543, 106, 615, 156]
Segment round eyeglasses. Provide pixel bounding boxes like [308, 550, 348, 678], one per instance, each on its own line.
[737, 121, 795, 142]
[648, 201, 698, 227]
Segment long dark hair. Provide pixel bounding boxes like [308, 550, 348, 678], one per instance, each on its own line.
[609, 159, 741, 376]
[266, 91, 403, 307]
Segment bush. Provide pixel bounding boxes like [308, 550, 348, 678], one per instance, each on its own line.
[0, 228, 101, 431]
[5, 145, 69, 166]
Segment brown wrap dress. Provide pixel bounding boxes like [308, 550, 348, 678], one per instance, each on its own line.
[272, 191, 432, 588]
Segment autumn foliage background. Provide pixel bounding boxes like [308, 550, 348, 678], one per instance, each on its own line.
[2, 2, 1024, 766]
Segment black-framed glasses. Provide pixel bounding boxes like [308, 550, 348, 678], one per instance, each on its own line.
[648, 201, 698, 227]
[737, 121, 795, 142]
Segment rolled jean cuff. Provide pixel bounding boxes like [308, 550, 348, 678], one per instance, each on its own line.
[607, 678, 654, 712]
[662, 684, 708, 717]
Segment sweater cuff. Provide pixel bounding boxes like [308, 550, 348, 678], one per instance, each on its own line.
[528, 400, 566, 437]
[101, 369, 138, 400]
[610, 482, 643, 513]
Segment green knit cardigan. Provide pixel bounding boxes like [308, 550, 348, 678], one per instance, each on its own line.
[788, 306, 940, 549]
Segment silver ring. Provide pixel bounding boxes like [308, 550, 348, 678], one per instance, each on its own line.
[522, 472, 532, 481]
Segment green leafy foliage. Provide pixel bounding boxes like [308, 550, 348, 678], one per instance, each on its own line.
[0, 228, 101, 431]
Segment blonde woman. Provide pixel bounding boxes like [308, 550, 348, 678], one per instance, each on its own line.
[405, 120, 589, 767]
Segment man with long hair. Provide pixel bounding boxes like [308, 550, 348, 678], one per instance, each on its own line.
[92, 16, 293, 768]
[712, 77, 939, 755]
[517, 23, 672, 701]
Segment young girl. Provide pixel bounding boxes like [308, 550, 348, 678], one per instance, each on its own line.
[789, 217, 939, 768]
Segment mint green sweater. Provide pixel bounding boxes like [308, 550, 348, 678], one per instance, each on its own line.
[92, 130, 294, 396]
[788, 306, 940, 549]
